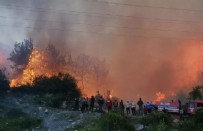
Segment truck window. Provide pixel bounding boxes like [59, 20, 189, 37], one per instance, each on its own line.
[197, 103, 203, 108]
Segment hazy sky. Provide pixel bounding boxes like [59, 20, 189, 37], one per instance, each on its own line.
[1, 0, 203, 101]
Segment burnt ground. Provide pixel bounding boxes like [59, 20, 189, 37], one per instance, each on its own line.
[0, 93, 101, 131]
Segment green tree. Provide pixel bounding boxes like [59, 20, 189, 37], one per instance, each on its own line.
[8, 39, 33, 74]
[33, 73, 81, 97]
[0, 68, 9, 91]
[189, 85, 203, 100]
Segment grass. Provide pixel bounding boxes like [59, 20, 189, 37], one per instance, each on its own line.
[65, 112, 100, 131]
[0, 108, 42, 131]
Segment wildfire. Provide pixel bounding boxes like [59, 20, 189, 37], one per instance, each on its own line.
[10, 50, 55, 87]
[155, 92, 166, 102]
[9, 47, 108, 98]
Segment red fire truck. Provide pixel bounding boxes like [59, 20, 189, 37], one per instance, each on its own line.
[187, 100, 203, 115]
[153, 102, 180, 113]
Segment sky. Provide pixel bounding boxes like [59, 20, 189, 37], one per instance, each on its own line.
[1, 0, 203, 101]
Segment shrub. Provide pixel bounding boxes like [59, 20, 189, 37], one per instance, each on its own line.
[178, 110, 203, 131]
[0, 108, 42, 131]
[32, 73, 81, 97]
[194, 110, 203, 124]
[178, 118, 196, 131]
[139, 112, 172, 131]
[97, 111, 134, 131]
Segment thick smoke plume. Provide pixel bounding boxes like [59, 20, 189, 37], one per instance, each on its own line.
[1, 0, 203, 101]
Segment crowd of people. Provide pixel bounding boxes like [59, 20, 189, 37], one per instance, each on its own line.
[73, 96, 156, 115]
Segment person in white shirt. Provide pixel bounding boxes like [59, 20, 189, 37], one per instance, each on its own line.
[126, 101, 130, 115]
[131, 101, 136, 116]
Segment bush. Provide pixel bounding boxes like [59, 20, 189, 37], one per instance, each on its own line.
[0, 69, 10, 91]
[97, 111, 134, 131]
[32, 73, 81, 97]
[178, 110, 203, 131]
[194, 110, 203, 123]
[139, 112, 172, 131]
[178, 118, 196, 131]
[0, 109, 42, 131]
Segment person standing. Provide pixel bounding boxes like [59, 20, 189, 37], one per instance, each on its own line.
[119, 100, 125, 114]
[146, 102, 152, 113]
[98, 96, 104, 112]
[74, 98, 79, 111]
[106, 98, 112, 112]
[81, 98, 86, 113]
[143, 105, 147, 115]
[90, 96, 95, 111]
[131, 101, 136, 116]
[126, 101, 130, 115]
[113, 99, 119, 110]
[137, 98, 143, 115]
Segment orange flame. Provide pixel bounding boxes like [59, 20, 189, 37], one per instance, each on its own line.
[155, 92, 166, 102]
[10, 50, 55, 87]
[10, 49, 109, 98]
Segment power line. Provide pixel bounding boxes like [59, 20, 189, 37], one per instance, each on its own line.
[1, 4, 203, 25]
[1, 15, 203, 34]
[90, 0, 203, 13]
[0, 24, 202, 41]
[4, 0, 203, 13]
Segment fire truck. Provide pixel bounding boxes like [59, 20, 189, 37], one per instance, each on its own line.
[153, 102, 180, 113]
[153, 100, 203, 115]
[187, 100, 203, 115]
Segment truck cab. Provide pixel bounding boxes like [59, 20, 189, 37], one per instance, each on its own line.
[187, 100, 203, 115]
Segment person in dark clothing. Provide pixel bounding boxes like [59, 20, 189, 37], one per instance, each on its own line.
[119, 100, 125, 114]
[81, 98, 86, 113]
[143, 105, 147, 115]
[162, 107, 167, 113]
[113, 99, 119, 110]
[137, 98, 144, 115]
[98, 96, 104, 112]
[178, 100, 182, 119]
[106, 99, 112, 112]
[74, 98, 79, 111]
[90, 96, 95, 111]
[178, 99, 182, 110]
[85, 97, 89, 111]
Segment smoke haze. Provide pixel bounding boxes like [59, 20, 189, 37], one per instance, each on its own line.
[1, 0, 203, 101]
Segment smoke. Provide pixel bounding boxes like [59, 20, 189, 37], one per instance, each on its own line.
[1, 0, 203, 101]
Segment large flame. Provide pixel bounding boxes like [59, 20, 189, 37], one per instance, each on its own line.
[9, 49, 98, 97]
[155, 92, 166, 102]
[10, 50, 55, 87]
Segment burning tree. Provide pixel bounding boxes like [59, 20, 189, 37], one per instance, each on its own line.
[91, 58, 109, 90]
[8, 39, 109, 97]
[45, 44, 66, 72]
[73, 54, 92, 91]
[8, 39, 33, 74]
[10, 44, 68, 87]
